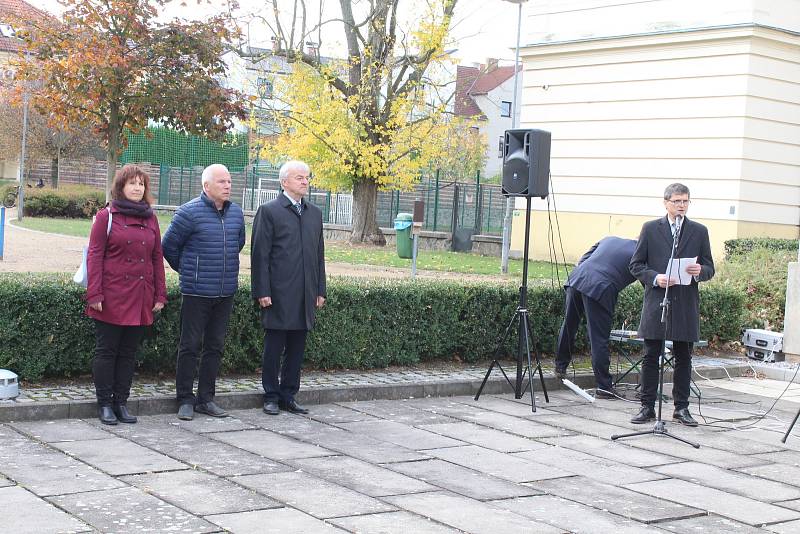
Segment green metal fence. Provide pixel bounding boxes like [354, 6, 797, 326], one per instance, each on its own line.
[153, 165, 505, 236]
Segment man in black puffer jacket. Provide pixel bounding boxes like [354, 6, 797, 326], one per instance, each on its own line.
[162, 164, 246, 421]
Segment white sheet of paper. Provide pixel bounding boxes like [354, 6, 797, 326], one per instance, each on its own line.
[664, 256, 697, 285]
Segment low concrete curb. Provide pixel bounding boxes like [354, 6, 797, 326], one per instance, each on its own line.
[0, 363, 750, 422]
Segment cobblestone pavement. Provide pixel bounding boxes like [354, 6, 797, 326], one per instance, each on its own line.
[5, 363, 800, 532]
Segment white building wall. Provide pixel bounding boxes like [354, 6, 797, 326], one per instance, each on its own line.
[515, 23, 800, 260]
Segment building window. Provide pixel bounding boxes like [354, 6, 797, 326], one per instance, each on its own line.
[500, 101, 512, 117]
[256, 77, 273, 99]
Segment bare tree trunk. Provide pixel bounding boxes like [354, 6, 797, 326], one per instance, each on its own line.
[106, 104, 120, 202]
[350, 178, 386, 245]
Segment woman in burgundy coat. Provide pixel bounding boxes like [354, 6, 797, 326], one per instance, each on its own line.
[86, 165, 167, 425]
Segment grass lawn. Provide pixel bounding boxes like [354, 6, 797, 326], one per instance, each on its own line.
[14, 215, 570, 277]
[325, 241, 566, 277]
[15, 214, 174, 237]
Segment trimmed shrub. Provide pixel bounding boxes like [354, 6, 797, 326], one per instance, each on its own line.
[22, 185, 105, 218]
[713, 247, 793, 331]
[0, 273, 745, 381]
[725, 238, 797, 259]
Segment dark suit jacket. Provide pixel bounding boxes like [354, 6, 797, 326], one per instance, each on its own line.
[251, 195, 327, 331]
[568, 236, 637, 312]
[629, 216, 714, 341]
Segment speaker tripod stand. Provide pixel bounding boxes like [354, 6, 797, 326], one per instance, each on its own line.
[475, 196, 549, 412]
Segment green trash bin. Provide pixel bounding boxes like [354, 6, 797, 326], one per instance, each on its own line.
[394, 212, 413, 259]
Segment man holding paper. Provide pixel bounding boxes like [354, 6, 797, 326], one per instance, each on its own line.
[628, 183, 714, 427]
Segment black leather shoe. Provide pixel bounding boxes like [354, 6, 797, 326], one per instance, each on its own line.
[177, 403, 194, 421]
[554, 367, 567, 380]
[113, 404, 137, 424]
[280, 400, 309, 414]
[631, 405, 656, 424]
[595, 388, 619, 400]
[263, 401, 279, 415]
[98, 406, 118, 425]
[195, 401, 227, 418]
[673, 408, 699, 427]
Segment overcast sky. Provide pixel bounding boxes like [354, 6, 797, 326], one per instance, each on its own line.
[26, 0, 523, 65]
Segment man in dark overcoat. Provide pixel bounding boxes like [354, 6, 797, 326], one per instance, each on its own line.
[251, 160, 326, 415]
[555, 236, 637, 398]
[628, 183, 714, 427]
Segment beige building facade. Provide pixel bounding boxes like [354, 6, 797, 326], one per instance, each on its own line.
[512, 0, 800, 263]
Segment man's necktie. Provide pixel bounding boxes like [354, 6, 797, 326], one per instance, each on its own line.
[294, 202, 302, 216]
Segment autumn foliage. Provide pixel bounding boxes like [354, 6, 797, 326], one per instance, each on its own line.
[12, 0, 247, 199]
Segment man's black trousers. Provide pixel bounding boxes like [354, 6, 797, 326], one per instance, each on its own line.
[175, 295, 234, 405]
[262, 329, 307, 404]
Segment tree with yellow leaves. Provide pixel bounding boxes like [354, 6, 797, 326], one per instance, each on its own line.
[252, 0, 464, 245]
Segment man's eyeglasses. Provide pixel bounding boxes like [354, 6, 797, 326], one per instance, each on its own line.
[667, 199, 691, 206]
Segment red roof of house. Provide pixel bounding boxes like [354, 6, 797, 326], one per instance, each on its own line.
[0, 0, 51, 53]
[454, 62, 520, 119]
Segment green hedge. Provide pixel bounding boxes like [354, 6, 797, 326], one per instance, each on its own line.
[725, 238, 797, 259]
[0, 273, 744, 381]
[22, 185, 105, 218]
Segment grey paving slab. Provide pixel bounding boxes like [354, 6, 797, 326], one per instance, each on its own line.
[416, 421, 543, 452]
[146, 412, 257, 433]
[775, 499, 800, 512]
[328, 511, 460, 534]
[624, 478, 800, 526]
[538, 433, 683, 467]
[752, 449, 800, 467]
[289, 455, 436, 497]
[52, 436, 187, 476]
[427, 444, 572, 483]
[533, 412, 634, 438]
[0, 426, 125, 496]
[532, 476, 702, 524]
[0, 486, 92, 534]
[336, 399, 458, 424]
[731, 428, 800, 453]
[386, 458, 540, 501]
[50, 486, 218, 533]
[262, 423, 429, 464]
[462, 394, 561, 417]
[765, 519, 800, 533]
[680, 427, 786, 455]
[737, 463, 800, 490]
[92, 417, 290, 476]
[206, 507, 346, 533]
[232, 471, 395, 518]
[651, 461, 800, 502]
[306, 403, 381, 423]
[209, 429, 337, 460]
[335, 420, 464, 450]
[10, 419, 112, 442]
[660, 514, 776, 533]
[491, 494, 667, 534]
[513, 445, 666, 485]
[444, 408, 572, 439]
[122, 470, 281, 516]
[620, 433, 767, 469]
[382, 490, 563, 534]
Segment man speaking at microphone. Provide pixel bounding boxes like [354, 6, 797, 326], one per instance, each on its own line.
[628, 183, 714, 427]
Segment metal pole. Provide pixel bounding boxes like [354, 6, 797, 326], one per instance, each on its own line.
[17, 87, 29, 221]
[500, 0, 525, 273]
[0, 206, 5, 260]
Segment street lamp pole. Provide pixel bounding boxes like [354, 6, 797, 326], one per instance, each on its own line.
[17, 86, 29, 221]
[500, 0, 528, 273]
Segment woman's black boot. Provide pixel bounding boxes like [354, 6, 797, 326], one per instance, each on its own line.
[113, 404, 137, 424]
[98, 406, 118, 425]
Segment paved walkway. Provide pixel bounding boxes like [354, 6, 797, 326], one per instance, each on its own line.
[5, 359, 800, 532]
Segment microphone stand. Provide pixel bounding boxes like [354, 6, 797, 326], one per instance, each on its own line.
[612, 216, 700, 448]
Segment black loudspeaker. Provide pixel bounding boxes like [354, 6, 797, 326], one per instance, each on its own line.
[502, 129, 551, 198]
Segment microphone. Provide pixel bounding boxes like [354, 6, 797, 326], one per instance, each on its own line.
[674, 215, 683, 238]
